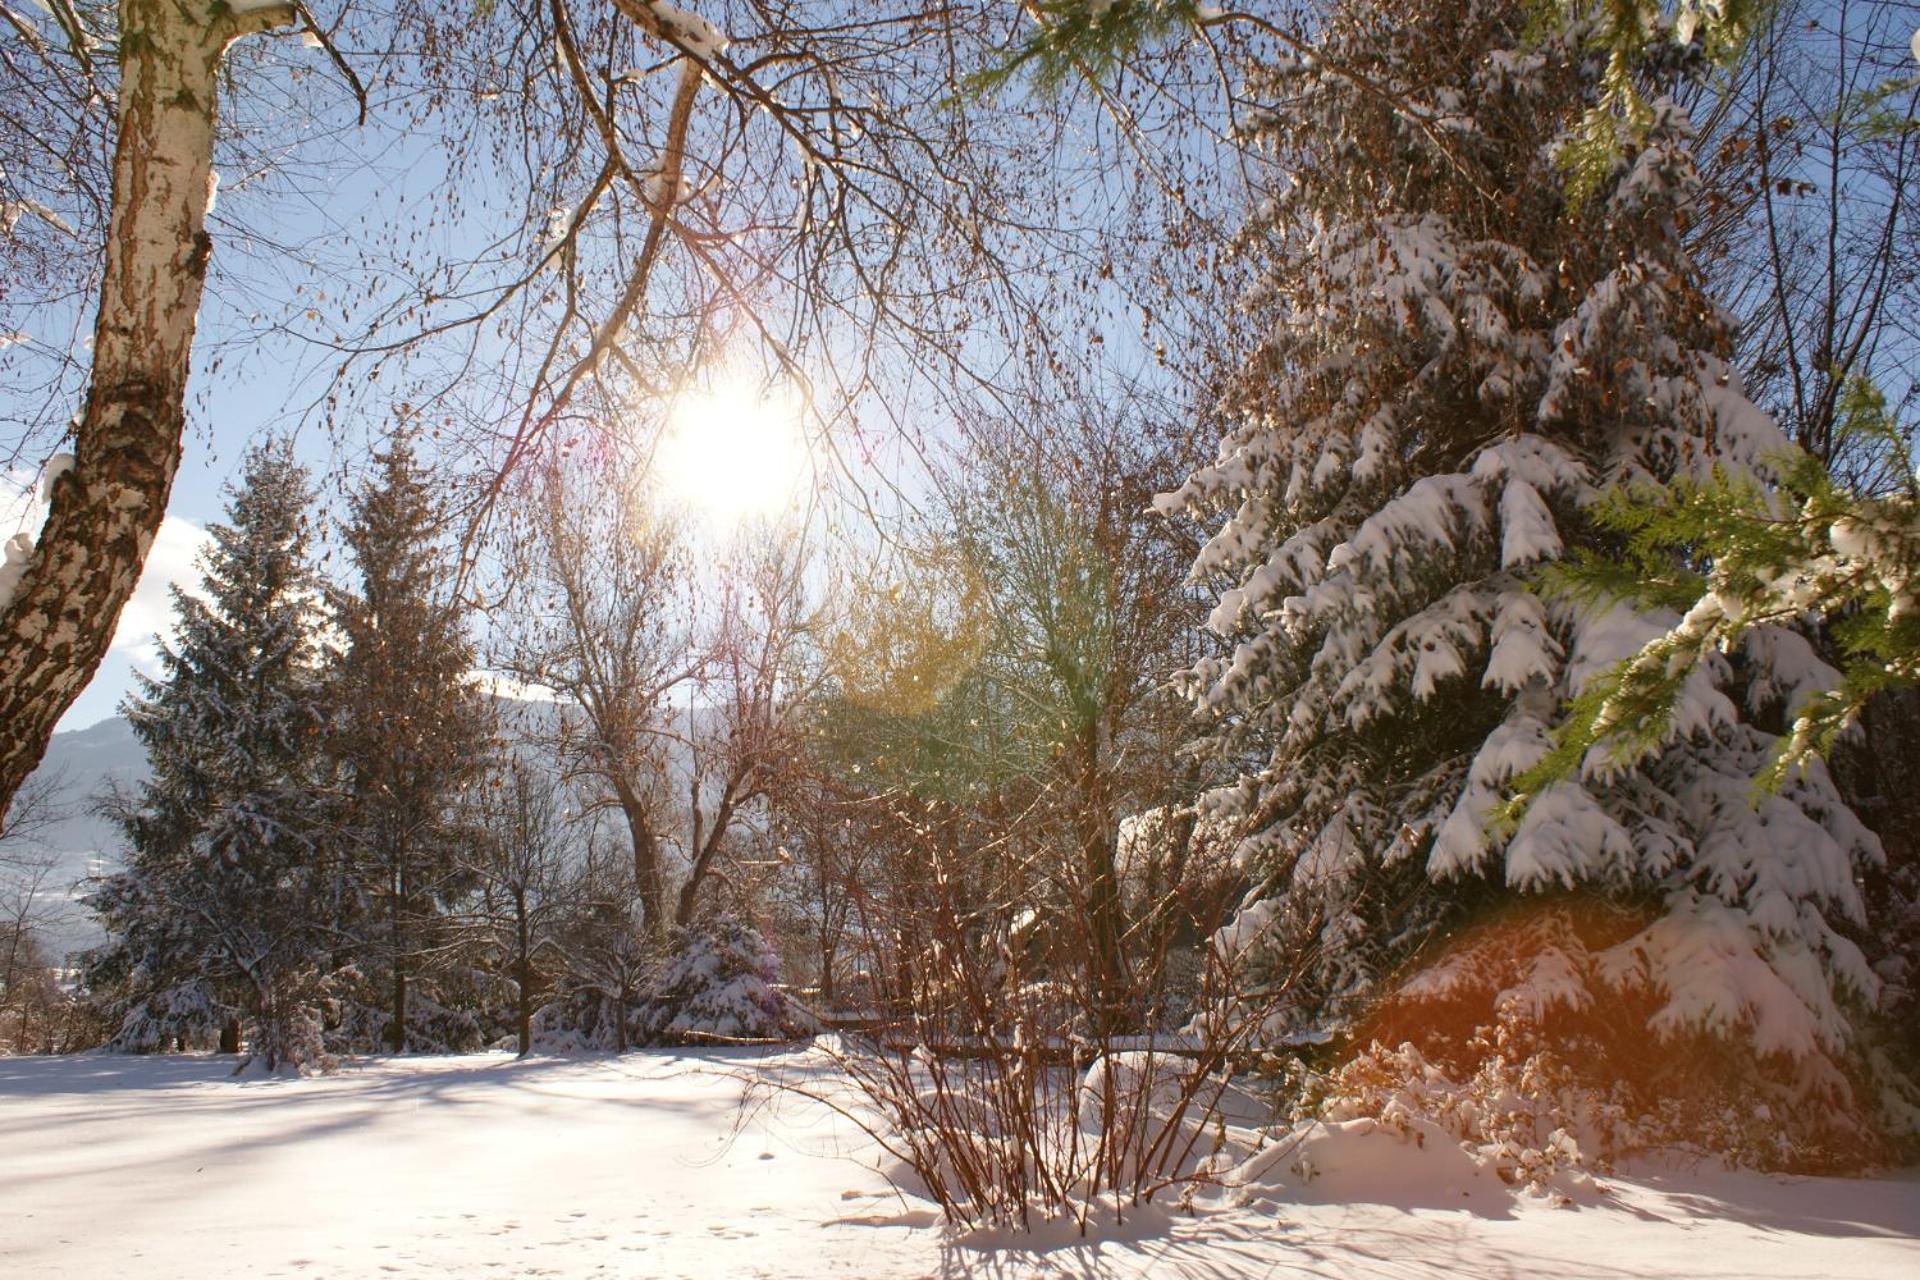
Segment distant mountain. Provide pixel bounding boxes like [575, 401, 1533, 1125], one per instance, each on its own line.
[10, 715, 145, 959]
[8, 696, 715, 961]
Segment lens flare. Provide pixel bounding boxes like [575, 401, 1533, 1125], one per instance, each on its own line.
[654, 382, 809, 530]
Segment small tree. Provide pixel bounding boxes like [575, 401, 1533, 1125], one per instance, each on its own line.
[940, 398, 1212, 1033]
[0, 773, 75, 1053]
[545, 831, 653, 1053]
[468, 756, 573, 1057]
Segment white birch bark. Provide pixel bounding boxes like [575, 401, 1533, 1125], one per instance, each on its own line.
[0, 0, 294, 818]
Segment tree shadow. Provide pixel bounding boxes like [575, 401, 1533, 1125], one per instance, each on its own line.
[0, 1048, 765, 1201]
[1604, 1164, 1920, 1241]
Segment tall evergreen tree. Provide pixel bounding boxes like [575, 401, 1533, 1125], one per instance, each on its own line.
[1161, 0, 1883, 1122]
[84, 438, 334, 1071]
[328, 430, 491, 1053]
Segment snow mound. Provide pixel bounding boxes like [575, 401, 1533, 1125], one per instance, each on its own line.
[1227, 1116, 1517, 1213]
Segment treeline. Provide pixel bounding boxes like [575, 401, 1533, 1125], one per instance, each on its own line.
[73, 435, 812, 1069]
[53, 394, 1239, 1073]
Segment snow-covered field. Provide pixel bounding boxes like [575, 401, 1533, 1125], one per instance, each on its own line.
[3, 1049, 1917, 1279]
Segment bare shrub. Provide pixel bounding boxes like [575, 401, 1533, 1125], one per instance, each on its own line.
[783, 814, 1295, 1232]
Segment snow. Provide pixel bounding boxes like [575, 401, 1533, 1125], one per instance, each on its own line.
[642, 166, 693, 208]
[2, 1051, 1917, 1278]
[0, 532, 34, 612]
[1596, 899, 1855, 1057]
[647, 2, 728, 59]
[37, 451, 74, 502]
[1504, 781, 1635, 889]
[1482, 589, 1560, 692]
[0, 453, 75, 615]
[1498, 476, 1561, 567]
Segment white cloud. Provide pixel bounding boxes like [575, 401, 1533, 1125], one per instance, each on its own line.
[465, 669, 559, 703]
[113, 515, 212, 671]
[3, 465, 211, 674]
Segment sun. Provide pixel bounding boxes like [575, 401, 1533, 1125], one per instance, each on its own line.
[653, 382, 810, 530]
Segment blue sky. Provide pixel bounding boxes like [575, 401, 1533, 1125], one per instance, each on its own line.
[4, 7, 1227, 735]
[2, 23, 519, 731]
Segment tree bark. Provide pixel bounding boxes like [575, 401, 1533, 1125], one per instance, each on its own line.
[0, 0, 294, 821]
[515, 888, 532, 1057]
[389, 965, 408, 1053]
[612, 778, 667, 937]
[387, 859, 407, 1051]
[674, 780, 738, 929]
[1074, 723, 1128, 1037]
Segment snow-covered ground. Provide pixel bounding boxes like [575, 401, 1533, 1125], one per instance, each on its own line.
[3, 1049, 1916, 1279]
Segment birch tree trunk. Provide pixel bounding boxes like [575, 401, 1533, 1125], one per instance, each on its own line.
[0, 0, 294, 819]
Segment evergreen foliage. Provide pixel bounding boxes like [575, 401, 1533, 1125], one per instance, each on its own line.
[1159, 0, 1884, 1132]
[638, 917, 806, 1043]
[84, 440, 335, 1072]
[327, 429, 493, 1053]
[1519, 393, 1920, 798]
[1553, 0, 1763, 202]
[971, 0, 1214, 97]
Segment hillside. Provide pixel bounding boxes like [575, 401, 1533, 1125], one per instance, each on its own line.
[10, 716, 144, 958]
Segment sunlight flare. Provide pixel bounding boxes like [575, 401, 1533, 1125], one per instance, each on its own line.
[654, 381, 810, 530]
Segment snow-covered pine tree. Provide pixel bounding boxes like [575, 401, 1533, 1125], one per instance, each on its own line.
[1159, 0, 1887, 1156]
[327, 429, 491, 1053]
[84, 438, 335, 1071]
[638, 916, 807, 1044]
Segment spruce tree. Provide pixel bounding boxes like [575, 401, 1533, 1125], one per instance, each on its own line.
[328, 429, 491, 1052]
[84, 439, 334, 1071]
[1161, 0, 1883, 1132]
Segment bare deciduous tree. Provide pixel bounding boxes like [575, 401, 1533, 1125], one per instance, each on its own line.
[668, 533, 817, 929]
[1698, 0, 1918, 486]
[466, 755, 573, 1057]
[497, 453, 694, 937]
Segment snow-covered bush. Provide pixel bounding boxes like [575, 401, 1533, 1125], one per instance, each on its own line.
[324, 988, 486, 1056]
[523, 916, 805, 1055]
[638, 918, 808, 1044]
[1277, 903, 1896, 1171]
[526, 988, 649, 1054]
[95, 971, 234, 1054]
[241, 998, 333, 1076]
[1289, 1036, 1605, 1192]
[1160, 0, 1893, 1162]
